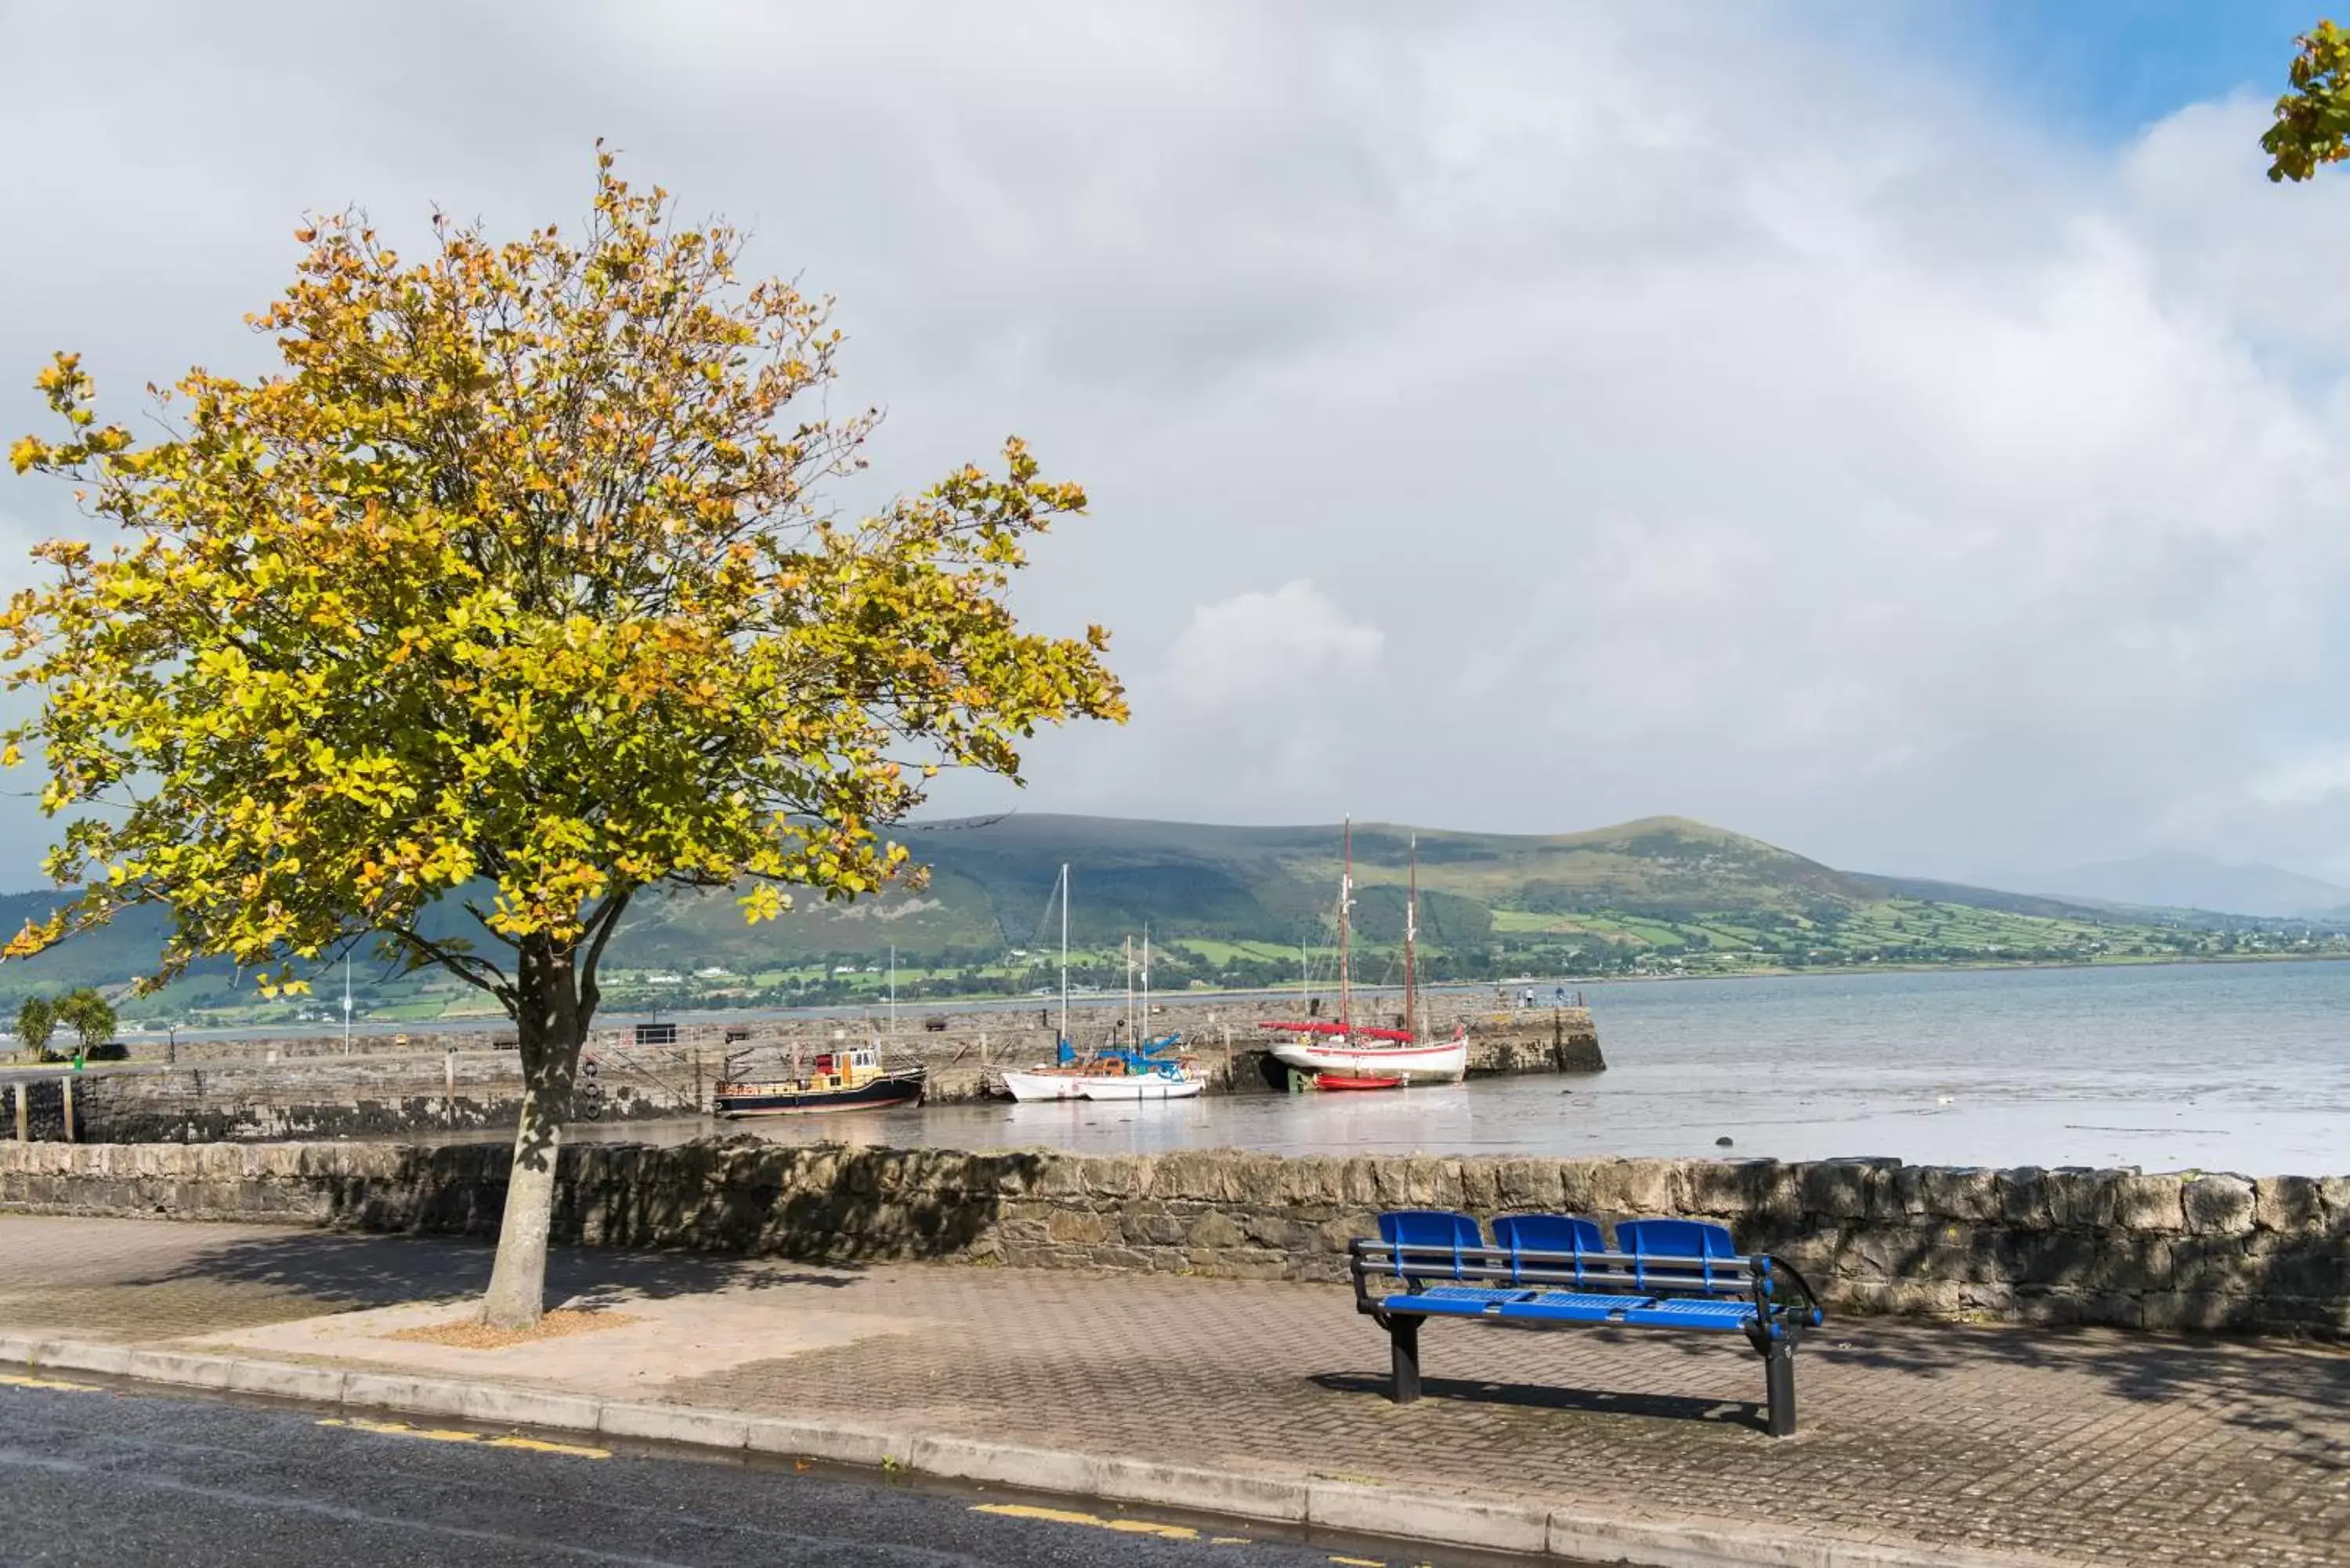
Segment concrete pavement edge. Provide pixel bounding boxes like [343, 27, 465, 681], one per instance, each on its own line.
[0, 1336, 2081, 1568]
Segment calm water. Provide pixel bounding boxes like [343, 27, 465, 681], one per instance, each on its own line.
[592, 962, 2350, 1176]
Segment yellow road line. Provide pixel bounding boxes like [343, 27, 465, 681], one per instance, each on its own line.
[316, 1416, 608, 1459]
[971, 1501, 1205, 1541]
[0, 1371, 101, 1393]
[1329, 1556, 1388, 1567]
[488, 1434, 609, 1458]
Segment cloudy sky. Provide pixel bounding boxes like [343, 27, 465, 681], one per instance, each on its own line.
[5, 0, 2350, 888]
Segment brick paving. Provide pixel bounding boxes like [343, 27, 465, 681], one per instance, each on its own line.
[2, 1215, 2345, 1566]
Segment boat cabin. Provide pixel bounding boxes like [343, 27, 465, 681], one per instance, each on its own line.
[809, 1047, 881, 1087]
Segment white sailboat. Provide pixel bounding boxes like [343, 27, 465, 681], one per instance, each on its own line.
[1001, 871, 1204, 1101]
[1003, 864, 1089, 1102]
[1262, 822, 1468, 1085]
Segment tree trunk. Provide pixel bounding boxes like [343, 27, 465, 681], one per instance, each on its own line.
[481, 936, 584, 1330]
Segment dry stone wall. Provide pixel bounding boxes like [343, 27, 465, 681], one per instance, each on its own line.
[5, 1139, 2336, 1336]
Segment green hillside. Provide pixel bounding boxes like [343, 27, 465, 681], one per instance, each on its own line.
[3, 814, 2344, 1028]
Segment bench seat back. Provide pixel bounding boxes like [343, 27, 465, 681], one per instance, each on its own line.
[1617, 1219, 1743, 1295]
[1491, 1213, 1608, 1284]
[1354, 1211, 1788, 1311]
[1376, 1209, 1485, 1285]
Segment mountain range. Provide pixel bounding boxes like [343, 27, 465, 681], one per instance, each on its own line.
[2005, 851, 2350, 920]
[3, 814, 2337, 1024]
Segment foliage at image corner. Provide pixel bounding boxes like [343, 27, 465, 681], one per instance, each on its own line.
[0, 144, 1127, 1035]
[2265, 18, 2350, 181]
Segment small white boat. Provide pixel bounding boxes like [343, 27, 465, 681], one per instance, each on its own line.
[1001, 1068, 1086, 1103]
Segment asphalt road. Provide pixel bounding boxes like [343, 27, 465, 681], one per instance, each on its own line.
[0, 1376, 1537, 1568]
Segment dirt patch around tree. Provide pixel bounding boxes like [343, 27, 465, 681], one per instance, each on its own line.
[384, 1309, 645, 1350]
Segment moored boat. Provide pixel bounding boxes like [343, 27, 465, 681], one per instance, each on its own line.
[1312, 1070, 1403, 1091]
[1077, 1058, 1204, 1100]
[1261, 822, 1469, 1085]
[1003, 865, 1206, 1103]
[1001, 1066, 1086, 1102]
[1267, 1026, 1467, 1083]
[1006, 1031, 1202, 1100]
[714, 1046, 925, 1117]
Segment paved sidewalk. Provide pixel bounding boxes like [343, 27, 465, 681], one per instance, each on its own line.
[2, 1215, 2344, 1566]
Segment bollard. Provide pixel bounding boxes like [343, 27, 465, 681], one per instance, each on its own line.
[60, 1073, 75, 1143]
[443, 1047, 457, 1127]
[12, 1081, 25, 1143]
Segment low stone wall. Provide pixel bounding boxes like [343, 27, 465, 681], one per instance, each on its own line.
[3, 1139, 2341, 1337]
[7, 1053, 686, 1143]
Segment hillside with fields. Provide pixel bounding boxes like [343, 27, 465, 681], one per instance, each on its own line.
[2, 815, 2344, 1027]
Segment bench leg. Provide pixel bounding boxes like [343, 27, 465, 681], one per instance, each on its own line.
[1762, 1338, 1796, 1437]
[1388, 1317, 1422, 1404]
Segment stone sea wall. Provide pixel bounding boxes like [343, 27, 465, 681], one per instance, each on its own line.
[3, 1139, 2342, 1336]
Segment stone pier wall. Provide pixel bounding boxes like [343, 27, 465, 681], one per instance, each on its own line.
[119, 995, 1603, 1079]
[15, 1003, 1602, 1140]
[2, 1139, 2341, 1336]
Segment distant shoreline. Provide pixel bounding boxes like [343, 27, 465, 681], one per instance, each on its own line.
[104, 948, 2350, 1042]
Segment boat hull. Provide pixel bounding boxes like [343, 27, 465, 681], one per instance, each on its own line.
[1268, 1036, 1466, 1084]
[1313, 1071, 1402, 1091]
[1076, 1074, 1204, 1101]
[1001, 1069, 1086, 1103]
[714, 1068, 926, 1117]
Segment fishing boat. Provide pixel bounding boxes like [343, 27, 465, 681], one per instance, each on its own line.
[1263, 822, 1469, 1085]
[714, 1046, 926, 1117]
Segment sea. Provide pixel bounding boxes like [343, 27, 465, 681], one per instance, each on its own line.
[624, 959, 2350, 1176]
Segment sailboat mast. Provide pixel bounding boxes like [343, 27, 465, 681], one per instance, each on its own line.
[1059, 862, 1070, 1048]
[1339, 816, 1354, 1034]
[1124, 934, 1134, 1042]
[888, 943, 897, 1039]
[1405, 833, 1419, 1042]
[1142, 923, 1151, 1032]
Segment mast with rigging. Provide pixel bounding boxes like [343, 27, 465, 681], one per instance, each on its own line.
[1338, 816, 1354, 1039]
[1405, 833, 1419, 1042]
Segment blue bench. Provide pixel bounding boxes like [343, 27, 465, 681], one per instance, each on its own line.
[1349, 1210, 1825, 1436]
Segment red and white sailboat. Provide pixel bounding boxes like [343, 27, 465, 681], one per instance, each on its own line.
[1261, 822, 1468, 1086]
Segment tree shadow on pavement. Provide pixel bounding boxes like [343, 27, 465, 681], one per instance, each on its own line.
[1801, 1318, 2350, 1473]
[125, 1230, 871, 1310]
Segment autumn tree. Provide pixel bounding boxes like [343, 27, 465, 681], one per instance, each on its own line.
[2265, 20, 2350, 180]
[5, 150, 1126, 1326]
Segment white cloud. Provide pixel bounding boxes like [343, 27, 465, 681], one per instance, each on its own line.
[1166, 580, 1382, 712]
[8, 3, 2350, 881]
